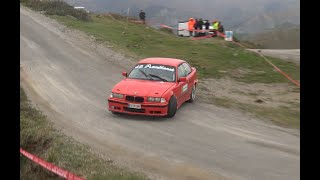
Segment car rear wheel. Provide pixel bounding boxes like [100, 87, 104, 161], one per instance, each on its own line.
[166, 96, 177, 118]
[188, 84, 196, 103]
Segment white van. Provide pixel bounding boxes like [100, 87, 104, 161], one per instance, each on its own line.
[177, 21, 190, 37]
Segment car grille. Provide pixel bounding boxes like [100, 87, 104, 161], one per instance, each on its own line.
[125, 96, 144, 102]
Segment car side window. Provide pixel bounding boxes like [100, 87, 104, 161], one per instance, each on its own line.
[183, 63, 192, 75]
[178, 64, 186, 78]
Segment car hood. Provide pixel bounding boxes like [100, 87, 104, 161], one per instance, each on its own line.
[112, 79, 175, 97]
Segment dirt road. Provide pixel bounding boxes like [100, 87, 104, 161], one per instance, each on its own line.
[20, 7, 300, 180]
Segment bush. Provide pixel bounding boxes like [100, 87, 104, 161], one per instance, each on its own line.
[21, 0, 92, 22]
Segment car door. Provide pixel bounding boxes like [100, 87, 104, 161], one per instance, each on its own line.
[174, 64, 188, 107]
[182, 62, 195, 101]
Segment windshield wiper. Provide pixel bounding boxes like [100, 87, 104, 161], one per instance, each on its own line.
[147, 74, 168, 82]
[139, 69, 153, 80]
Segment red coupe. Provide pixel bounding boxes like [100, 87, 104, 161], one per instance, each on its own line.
[108, 57, 198, 117]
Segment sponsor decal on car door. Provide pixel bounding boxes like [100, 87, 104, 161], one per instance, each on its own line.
[182, 84, 188, 93]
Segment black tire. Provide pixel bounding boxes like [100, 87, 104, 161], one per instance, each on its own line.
[188, 84, 196, 103]
[166, 96, 177, 118]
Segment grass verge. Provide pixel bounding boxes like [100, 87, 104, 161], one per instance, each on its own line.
[205, 96, 300, 129]
[20, 87, 146, 180]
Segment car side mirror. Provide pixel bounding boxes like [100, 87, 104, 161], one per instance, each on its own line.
[122, 72, 127, 77]
[179, 77, 187, 82]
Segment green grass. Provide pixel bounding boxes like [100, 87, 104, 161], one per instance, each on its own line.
[205, 96, 300, 129]
[49, 14, 299, 84]
[20, 87, 146, 180]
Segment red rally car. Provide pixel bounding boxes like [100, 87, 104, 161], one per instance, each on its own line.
[108, 57, 198, 118]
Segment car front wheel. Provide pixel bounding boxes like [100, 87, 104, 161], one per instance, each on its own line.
[166, 96, 177, 118]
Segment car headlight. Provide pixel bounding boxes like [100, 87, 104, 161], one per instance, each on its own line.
[110, 92, 124, 99]
[147, 97, 166, 103]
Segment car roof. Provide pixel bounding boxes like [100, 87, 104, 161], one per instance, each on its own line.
[138, 57, 186, 67]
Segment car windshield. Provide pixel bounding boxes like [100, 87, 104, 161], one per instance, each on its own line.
[128, 64, 176, 82]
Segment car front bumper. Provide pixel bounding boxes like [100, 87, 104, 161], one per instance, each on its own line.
[108, 99, 169, 116]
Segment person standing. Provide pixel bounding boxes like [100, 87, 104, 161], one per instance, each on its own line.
[194, 19, 199, 37]
[212, 20, 219, 36]
[188, 18, 195, 37]
[139, 10, 146, 24]
[219, 24, 224, 33]
[198, 18, 204, 36]
[204, 20, 210, 35]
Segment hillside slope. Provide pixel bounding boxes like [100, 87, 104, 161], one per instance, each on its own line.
[62, 0, 299, 35]
[51, 12, 300, 84]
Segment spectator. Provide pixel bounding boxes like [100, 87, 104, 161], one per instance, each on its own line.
[198, 18, 204, 30]
[194, 19, 199, 36]
[204, 20, 210, 35]
[188, 18, 195, 37]
[212, 20, 219, 36]
[139, 10, 146, 24]
[198, 18, 204, 36]
[219, 25, 224, 33]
